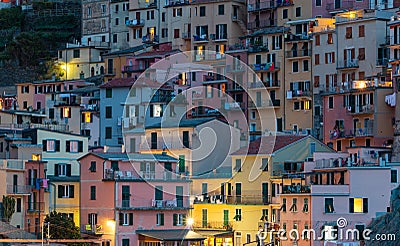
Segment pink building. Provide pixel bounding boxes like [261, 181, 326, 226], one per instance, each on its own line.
[280, 151, 392, 246]
[79, 152, 204, 246]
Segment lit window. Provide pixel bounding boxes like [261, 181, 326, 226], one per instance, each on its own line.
[63, 107, 71, 118]
[84, 112, 91, 123]
[353, 198, 363, 213]
[31, 154, 41, 161]
[153, 104, 162, 117]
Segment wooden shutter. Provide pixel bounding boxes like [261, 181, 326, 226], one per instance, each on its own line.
[66, 141, 70, 152]
[349, 198, 354, 213]
[119, 213, 123, 225]
[344, 50, 347, 61]
[55, 140, 60, 152]
[129, 213, 133, 225]
[78, 141, 83, 152]
[54, 164, 59, 176]
[315, 54, 319, 65]
[66, 164, 72, 177]
[325, 53, 328, 64]
[351, 48, 355, 59]
[58, 185, 63, 198]
[326, 75, 330, 89]
[42, 140, 47, 151]
[69, 185, 74, 198]
[363, 198, 368, 213]
[173, 214, 177, 226]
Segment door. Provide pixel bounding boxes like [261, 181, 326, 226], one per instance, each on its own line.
[182, 131, 189, 148]
[13, 175, 18, 193]
[164, 163, 172, 180]
[235, 183, 242, 203]
[122, 186, 130, 207]
[334, 0, 341, 9]
[135, 12, 140, 20]
[176, 186, 183, 207]
[262, 183, 269, 204]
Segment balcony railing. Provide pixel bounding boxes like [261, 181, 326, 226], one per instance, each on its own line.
[193, 53, 226, 62]
[123, 65, 146, 73]
[285, 49, 311, 58]
[282, 185, 311, 194]
[137, 1, 156, 9]
[251, 62, 280, 71]
[247, 19, 276, 29]
[194, 195, 271, 205]
[26, 202, 45, 213]
[118, 199, 188, 209]
[326, 0, 353, 11]
[81, 224, 104, 235]
[105, 68, 116, 76]
[193, 221, 233, 230]
[286, 90, 311, 99]
[248, 80, 280, 89]
[142, 34, 159, 44]
[203, 74, 226, 82]
[285, 33, 311, 42]
[376, 58, 389, 66]
[88, 41, 109, 48]
[330, 127, 374, 139]
[182, 32, 191, 40]
[349, 104, 374, 115]
[248, 44, 269, 53]
[3, 160, 24, 170]
[248, 100, 280, 108]
[210, 33, 227, 41]
[224, 102, 245, 110]
[125, 19, 145, 27]
[193, 34, 208, 43]
[337, 59, 359, 69]
[165, 0, 190, 7]
[248, 1, 275, 11]
[7, 185, 31, 194]
[104, 169, 188, 181]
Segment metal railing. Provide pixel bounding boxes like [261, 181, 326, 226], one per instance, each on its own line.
[285, 49, 311, 58]
[337, 59, 359, 69]
[26, 202, 45, 213]
[123, 65, 146, 73]
[248, 1, 275, 11]
[326, 0, 353, 11]
[282, 185, 311, 194]
[193, 221, 233, 230]
[194, 195, 271, 205]
[182, 32, 191, 39]
[251, 62, 280, 71]
[125, 19, 145, 27]
[4, 160, 24, 169]
[248, 80, 280, 89]
[7, 185, 31, 194]
[247, 19, 276, 29]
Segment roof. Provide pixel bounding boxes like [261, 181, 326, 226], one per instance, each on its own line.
[136, 230, 206, 241]
[99, 78, 135, 88]
[134, 49, 180, 59]
[232, 135, 307, 155]
[56, 85, 99, 94]
[103, 45, 145, 56]
[146, 118, 216, 129]
[246, 26, 289, 38]
[0, 221, 36, 239]
[79, 152, 178, 162]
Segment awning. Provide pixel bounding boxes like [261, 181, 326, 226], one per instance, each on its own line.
[194, 230, 233, 237]
[137, 229, 206, 241]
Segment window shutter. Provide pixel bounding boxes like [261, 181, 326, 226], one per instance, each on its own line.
[55, 140, 60, 152]
[78, 141, 83, 152]
[325, 75, 329, 89]
[58, 185, 63, 198]
[182, 214, 187, 226]
[150, 105, 154, 117]
[349, 198, 354, 213]
[173, 214, 177, 226]
[66, 141, 70, 152]
[160, 213, 164, 225]
[351, 49, 355, 59]
[363, 198, 368, 213]
[60, 108, 64, 119]
[344, 50, 347, 61]
[351, 72, 355, 80]
[69, 185, 74, 198]
[54, 164, 59, 176]
[119, 213, 123, 225]
[341, 73, 346, 82]
[332, 52, 335, 63]
[66, 164, 72, 177]
[325, 53, 328, 64]
[42, 140, 47, 151]
[129, 213, 133, 225]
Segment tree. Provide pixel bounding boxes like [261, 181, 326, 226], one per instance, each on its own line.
[44, 211, 85, 246]
[2, 195, 15, 223]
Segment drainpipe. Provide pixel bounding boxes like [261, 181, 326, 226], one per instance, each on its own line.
[49, 182, 56, 212]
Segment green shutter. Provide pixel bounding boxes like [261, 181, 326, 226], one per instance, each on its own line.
[182, 214, 187, 226]
[66, 141, 70, 152]
[42, 140, 47, 151]
[160, 213, 164, 225]
[129, 213, 133, 225]
[173, 214, 177, 226]
[349, 198, 354, 213]
[119, 213, 123, 225]
[363, 198, 368, 213]
[69, 185, 74, 198]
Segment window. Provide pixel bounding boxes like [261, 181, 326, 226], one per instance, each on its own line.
[66, 140, 83, 153]
[105, 106, 112, 118]
[200, 6, 206, 16]
[261, 208, 268, 221]
[87, 7, 92, 16]
[289, 198, 297, 212]
[162, 12, 166, 22]
[218, 4, 224, 15]
[358, 48, 365, 60]
[105, 127, 112, 139]
[101, 4, 106, 13]
[115, 4, 119, 12]
[178, 155, 185, 173]
[173, 213, 186, 226]
[282, 198, 287, 212]
[295, 7, 301, 17]
[122, 239, 129, 246]
[235, 209, 242, 221]
[174, 29, 180, 38]
[315, 0, 322, 6]
[315, 54, 320, 65]
[325, 198, 334, 213]
[292, 61, 299, 73]
[303, 198, 309, 213]
[261, 158, 268, 171]
[359, 25, 365, 37]
[391, 169, 398, 183]
[55, 164, 71, 177]
[303, 60, 309, 71]
[119, 213, 133, 226]
[202, 209, 208, 227]
[235, 159, 241, 172]
[294, 101, 300, 110]
[23, 101, 27, 109]
[349, 198, 368, 213]
[42, 139, 60, 152]
[16, 198, 21, 212]
[156, 213, 164, 226]
[315, 35, 320, 46]
[113, 34, 118, 43]
[90, 186, 96, 200]
[88, 213, 97, 225]
[327, 33, 333, 44]
[223, 210, 229, 226]
[58, 185, 74, 198]
[282, 9, 288, 19]
[328, 97, 334, 109]
[73, 50, 80, 58]
[115, 18, 119, 26]
[89, 161, 96, 172]
[346, 27, 352, 39]
[150, 104, 163, 117]
[105, 88, 112, 98]
[49, 108, 54, 119]
[325, 52, 335, 64]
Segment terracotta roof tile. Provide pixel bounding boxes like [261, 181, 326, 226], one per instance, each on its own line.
[233, 135, 306, 155]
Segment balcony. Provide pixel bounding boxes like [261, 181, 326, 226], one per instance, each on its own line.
[81, 224, 104, 235]
[88, 41, 109, 48]
[105, 68, 116, 76]
[1, 160, 24, 170]
[202, 74, 226, 83]
[330, 127, 373, 139]
[282, 185, 311, 194]
[193, 221, 232, 230]
[193, 34, 209, 43]
[165, 0, 190, 7]
[285, 33, 311, 42]
[286, 90, 312, 99]
[136, 1, 157, 9]
[125, 19, 145, 27]
[376, 58, 389, 66]
[349, 104, 374, 115]
[26, 202, 45, 213]
[142, 34, 159, 44]
[251, 62, 280, 71]
[247, 19, 276, 29]
[248, 100, 280, 108]
[123, 65, 146, 73]
[118, 199, 189, 210]
[224, 102, 245, 110]
[326, 0, 353, 11]
[226, 64, 245, 73]
[210, 33, 228, 42]
[7, 185, 31, 195]
[248, 1, 275, 12]
[248, 80, 280, 89]
[182, 32, 191, 40]
[285, 49, 311, 59]
[337, 59, 359, 69]
[248, 44, 269, 53]
[226, 195, 271, 205]
[193, 53, 226, 62]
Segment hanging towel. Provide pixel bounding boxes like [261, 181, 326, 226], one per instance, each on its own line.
[269, 62, 275, 71]
[35, 179, 41, 190]
[42, 179, 48, 188]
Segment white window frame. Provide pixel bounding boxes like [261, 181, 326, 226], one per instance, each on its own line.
[70, 141, 78, 153]
[58, 164, 67, 177]
[46, 139, 56, 152]
[62, 185, 70, 198]
[122, 213, 129, 225]
[156, 213, 163, 226]
[176, 214, 184, 226]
